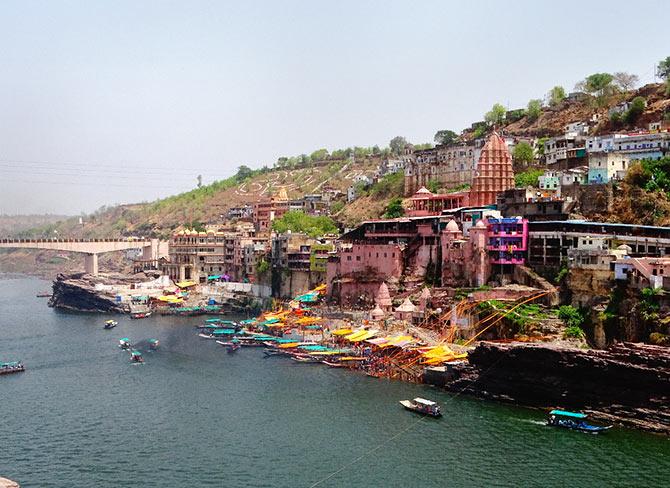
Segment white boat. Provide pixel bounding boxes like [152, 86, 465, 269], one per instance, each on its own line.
[399, 397, 442, 417]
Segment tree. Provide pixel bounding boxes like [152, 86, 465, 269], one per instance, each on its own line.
[383, 198, 404, 218]
[577, 73, 615, 106]
[512, 142, 535, 166]
[310, 148, 329, 161]
[514, 168, 544, 188]
[624, 96, 646, 124]
[389, 136, 408, 155]
[271, 211, 338, 238]
[526, 99, 543, 122]
[434, 129, 459, 146]
[613, 72, 639, 92]
[426, 178, 441, 193]
[548, 86, 566, 106]
[235, 165, 253, 182]
[484, 103, 506, 126]
[657, 56, 670, 80]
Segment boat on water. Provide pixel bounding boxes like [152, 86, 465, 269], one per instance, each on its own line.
[399, 398, 442, 417]
[322, 360, 344, 368]
[1, 361, 25, 375]
[290, 355, 321, 363]
[36, 292, 51, 298]
[104, 320, 118, 329]
[547, 410, 612, 433]
[148, 339, 160, 350]
[227, 340, 241, 354]
[130, 350, 144, 363]
[130, 311, 152, 319]
[119, 338, 131, 349]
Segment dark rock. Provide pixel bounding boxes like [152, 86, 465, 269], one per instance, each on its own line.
[447, 341, 670, 434]
[48, 273, 127, 313]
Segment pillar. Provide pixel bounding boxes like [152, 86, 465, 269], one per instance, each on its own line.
[85, 253, 99, 276]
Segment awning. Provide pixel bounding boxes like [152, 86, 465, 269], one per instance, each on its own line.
[332, 328, 353, 336]
[176, 281, 197, 288]
[349, 330, 376, 342]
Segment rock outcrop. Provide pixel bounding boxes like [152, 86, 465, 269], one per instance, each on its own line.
[0, 477, 20, 488]
[448, 341, 670, 434]
[48, 273, 128, 313]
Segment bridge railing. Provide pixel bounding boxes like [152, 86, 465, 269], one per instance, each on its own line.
[1, 238, 149, 243]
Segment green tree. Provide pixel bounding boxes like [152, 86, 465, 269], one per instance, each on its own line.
[514, 168, 544, 188]
[234, 165, 254, 182]
[657, 56, 670, 80]
[271, 211, 338, 238]
[484, 103, 506, 126]
[310, 148, 329, 161]
[426, 178, 441, 193]
[624, 96, 646, 124]
[577, 73, 615, 107]
[526, 99, 543, 122]
[383, 198, 405, 218]
[536, 137, 549, 156]
[434, 129, 459, 146]
[548, 86, 566, 106]
[389, 136, 408, 155]
[512, 142, 535, 167]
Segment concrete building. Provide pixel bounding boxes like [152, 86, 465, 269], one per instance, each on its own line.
[253, 188, 290, 234]
[497, 188, 569, 221]
[588, 151, 630, 183]
[615, 256, 670, 290]
[403, 142, 476, 196]
[544, 135, 587, 168]
[612, 131, 669, 162]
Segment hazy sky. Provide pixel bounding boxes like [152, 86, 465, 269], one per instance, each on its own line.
[1, 0, 667, 215]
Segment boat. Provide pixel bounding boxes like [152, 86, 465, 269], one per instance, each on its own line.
[399, 398, 442, 417]
[130, 350, 144, 363]
[227, 340, 241, 354]
[104, 320, 118, 329]
[130, 311, 152, 319]
[547, 410, 612, 433]
[36, 292, 51, 298]
[322, 360, 344, 368]
[148, 339, 160, 350]
[119, 338, 131, 349]
[0, 361, 25, 375]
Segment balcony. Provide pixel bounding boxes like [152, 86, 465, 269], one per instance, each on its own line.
[491, 258, 525, 265]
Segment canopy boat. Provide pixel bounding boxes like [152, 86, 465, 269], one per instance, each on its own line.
[119, 338, 131, 349]
[104, 320, 118, 329]
[0, 361, 25, 375]
[399, 398, 442, 417]
[547, 410, 612, 433]
[130, 350, 144, 363]
[130, 311, 152, 319]
[148, 339, 160, 350]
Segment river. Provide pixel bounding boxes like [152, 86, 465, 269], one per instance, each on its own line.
[0, 277, 668, 487]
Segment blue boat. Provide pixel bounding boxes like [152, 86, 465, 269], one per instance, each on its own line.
[547, 410, 612, 433]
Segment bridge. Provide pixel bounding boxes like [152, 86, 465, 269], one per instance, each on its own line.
[0, 238, 169, 275]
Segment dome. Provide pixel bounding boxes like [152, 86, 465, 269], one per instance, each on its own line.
[446, 220, 459, 232]
[415, 186, 433, 195]
[617, 244, 632, 252]
[475, 219, 486, 229]
[395, 297, 417, 313]
[371, 305, 385, 320]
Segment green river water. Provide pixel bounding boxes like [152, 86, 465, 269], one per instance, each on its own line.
[1, 277, 668, 487]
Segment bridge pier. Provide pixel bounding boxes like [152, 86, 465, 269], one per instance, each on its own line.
[84, 253, 99, 276]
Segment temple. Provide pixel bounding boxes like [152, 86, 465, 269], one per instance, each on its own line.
[469, 132, 516, 207]
[406, 187, 470, 217]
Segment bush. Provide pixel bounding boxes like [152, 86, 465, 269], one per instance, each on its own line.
[558, 305, 584, 328]
[272, 211, 338, 238]
[563, 325, 585, 339]
[330, 201, 344, 214]
[370, 172, 404, 198]
[514, 168, 544, 188]
[624, 96, 646, 124]
[384, 198, 404, 218]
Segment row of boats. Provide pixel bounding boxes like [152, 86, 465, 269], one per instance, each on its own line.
[119, 337, 159, 363]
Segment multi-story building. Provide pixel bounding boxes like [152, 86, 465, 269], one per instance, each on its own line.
[544, 135, 587, 168]
[403, 142, 476, 196]
[588, 151, 630, 183]
[486, 217, 528, 266]
[612, 132, 669, 162]
[253, 188, 290, 234]
[497, 188, 569, 222]
[406, 187, 470, 217]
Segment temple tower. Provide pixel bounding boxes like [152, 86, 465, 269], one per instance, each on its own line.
[469, 132, 515, 207]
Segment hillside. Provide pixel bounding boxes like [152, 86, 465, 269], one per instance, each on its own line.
[12, 157, 381, 240]
[463, 82, 669, 139]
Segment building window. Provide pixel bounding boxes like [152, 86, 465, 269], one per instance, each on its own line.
[347, 256, 352, 261]
[356, 256, 361, 261]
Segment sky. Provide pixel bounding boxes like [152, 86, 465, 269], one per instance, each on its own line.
[0, 0, 667, 215]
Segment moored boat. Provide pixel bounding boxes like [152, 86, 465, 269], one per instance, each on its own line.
[0, 361, 25, 375]
[547, 410, 612, 433]
[148, 339, 160, 350]
[130, 311, 152, 319]
[130, 350, 144, 363]
[119, 338, 131, 349]
[399, 397, 442, 417]
[104, 320, 118, 329]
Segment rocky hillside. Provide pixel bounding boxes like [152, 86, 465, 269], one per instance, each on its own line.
[464, 82, 669, 139]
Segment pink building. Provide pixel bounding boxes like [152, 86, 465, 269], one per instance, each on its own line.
[406, 187, 470, 217]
